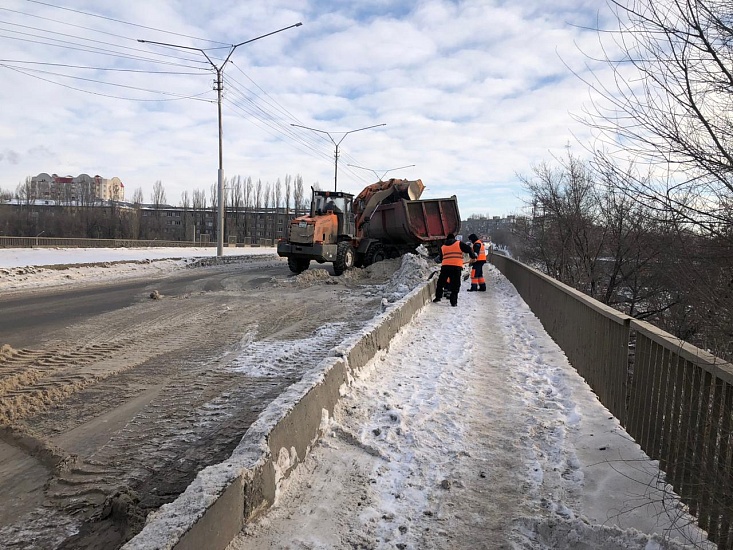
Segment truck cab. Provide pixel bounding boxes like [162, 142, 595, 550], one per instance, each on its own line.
[312, 191, 355, 238]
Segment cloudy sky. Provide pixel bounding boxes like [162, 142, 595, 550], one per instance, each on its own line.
[0, 0, 614, 217]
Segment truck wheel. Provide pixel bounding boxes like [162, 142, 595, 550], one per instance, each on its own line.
[365, 244, 386, 266]
[333, 242, 355, 276]
[287, 257, 310, 274]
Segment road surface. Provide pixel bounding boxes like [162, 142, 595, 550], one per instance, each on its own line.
[0, 255, 403, 549]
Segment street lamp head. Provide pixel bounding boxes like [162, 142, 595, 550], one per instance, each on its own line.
[291, 123, 386, 192]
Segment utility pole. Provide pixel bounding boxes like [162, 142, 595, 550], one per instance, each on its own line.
[347, 163, 416, 182]
[291, 123, 386, 191]
[139, 22, 302, 257]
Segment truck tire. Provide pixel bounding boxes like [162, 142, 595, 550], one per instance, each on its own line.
[333, 242, 355, 276]
[287, 257, 310, 274]
[364, 244, 386, 266]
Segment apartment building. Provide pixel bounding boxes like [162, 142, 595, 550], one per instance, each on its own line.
[30, 173, 125, 202]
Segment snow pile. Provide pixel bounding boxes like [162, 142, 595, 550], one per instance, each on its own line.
[274, 254, 433, 305]
[287, 267, 333, 286]
[380, 253, 433, 303]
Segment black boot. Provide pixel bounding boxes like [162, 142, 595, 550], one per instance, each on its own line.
[478, 284, 486, 292]
[467, 285, 478, 292]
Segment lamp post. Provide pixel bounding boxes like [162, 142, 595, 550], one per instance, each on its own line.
[139, 22, 302, 257]
[346, 163, 416, 182]
[291, 123, 386, 191]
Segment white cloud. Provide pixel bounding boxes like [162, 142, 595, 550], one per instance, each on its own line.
[0, 0, 619, 216]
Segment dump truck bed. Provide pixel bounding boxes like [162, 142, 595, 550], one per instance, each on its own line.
[363, 196, 461, 246]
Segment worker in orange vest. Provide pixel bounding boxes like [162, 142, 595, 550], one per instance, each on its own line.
[467, 233, 487, 292]
[433, 233, 476, 307]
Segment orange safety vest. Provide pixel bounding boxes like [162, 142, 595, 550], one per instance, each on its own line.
[441, 241, 464, 267]
[475, 239, 487, 262]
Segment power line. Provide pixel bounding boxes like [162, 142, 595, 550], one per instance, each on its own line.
[222, 76, 374, 185]
[0, 22, 209, 67]
[0, 59, 207, 75]
[2, 63, 213, 101]
[0, 30, 208, 68]
[229, 61, 309, 125]
[222, 75, 328, 150]
[0, 15, 211, 65]
[22, 0, 231, 46]
[222, 96, 334, 164]
[225, 88, 371, 184]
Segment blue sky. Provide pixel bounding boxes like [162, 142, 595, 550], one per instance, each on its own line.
[0, 0, 612, 217]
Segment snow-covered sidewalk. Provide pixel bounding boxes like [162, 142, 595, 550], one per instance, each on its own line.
[231, 264, 713, 550]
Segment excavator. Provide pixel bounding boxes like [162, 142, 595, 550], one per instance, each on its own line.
[277, 178, 461, 275]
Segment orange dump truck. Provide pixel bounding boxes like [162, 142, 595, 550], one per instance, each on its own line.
[277, 178, 461, 275]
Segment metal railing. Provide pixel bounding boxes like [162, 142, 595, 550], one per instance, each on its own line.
[490, 252, 733, 549]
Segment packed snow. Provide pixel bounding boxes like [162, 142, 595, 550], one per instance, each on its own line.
[0, 247, 715, 549]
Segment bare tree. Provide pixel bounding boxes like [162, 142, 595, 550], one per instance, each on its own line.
[274, 178, 282, 210]
[192, 188, 207, 241]
[132, 187, 144, 206]
[576, 0, 733, 361]
[518, 153, 606, 297]
[262, 181, 272, 210]
[284, 174, 292, 214]
[580, 0, 733, 237]
[293, 174, 304, 216]
[151, 180, 167, 208]
[244, 176, 253, 210]
[592, 154, 676, 318]
[230, 176, 242, 211]
[209, 183, 217, 210]
[231, 175, 244, 241]
[254, 179, 262, 209]
[15, 177, 35, 206]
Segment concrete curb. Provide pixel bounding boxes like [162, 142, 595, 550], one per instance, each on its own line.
[123, 279, 437, 550]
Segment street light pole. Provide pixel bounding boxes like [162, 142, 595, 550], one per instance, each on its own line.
[347, 163, 416, 182]
[139, 22, 302, 257]
[291, 123, 386, 191]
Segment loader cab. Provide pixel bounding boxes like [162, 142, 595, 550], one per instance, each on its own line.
[312, 190, 355, 237]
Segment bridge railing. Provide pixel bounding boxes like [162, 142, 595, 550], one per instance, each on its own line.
[490, 252, 733, 549]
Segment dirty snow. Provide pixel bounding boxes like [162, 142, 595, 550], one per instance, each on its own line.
[0, 248, 715, 549]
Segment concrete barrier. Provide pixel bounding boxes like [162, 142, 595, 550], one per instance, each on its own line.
[123, 279, 437, 550]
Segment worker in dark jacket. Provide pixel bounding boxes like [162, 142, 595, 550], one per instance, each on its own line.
[467, 233, 487, 292]
[433, 233, 475, 307]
